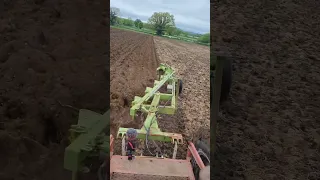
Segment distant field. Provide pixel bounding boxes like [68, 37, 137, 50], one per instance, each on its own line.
[111, 25, 210, 46]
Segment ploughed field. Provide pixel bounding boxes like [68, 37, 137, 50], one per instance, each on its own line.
[110, 28, 210, 159]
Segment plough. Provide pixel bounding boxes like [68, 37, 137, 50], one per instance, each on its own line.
[63, 58, 232, 180]
[110, 63, 210, 180]
[116, 64, 183, 145]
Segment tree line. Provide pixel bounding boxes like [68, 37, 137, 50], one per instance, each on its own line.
[110, 7, 210, 44]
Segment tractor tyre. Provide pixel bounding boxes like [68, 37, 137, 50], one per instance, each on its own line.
[191, 139, 210, 180]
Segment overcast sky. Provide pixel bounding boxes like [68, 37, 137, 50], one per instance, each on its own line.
[110, 0, 210, 34]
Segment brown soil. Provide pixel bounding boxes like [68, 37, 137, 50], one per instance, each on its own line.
[110, 28, 210, 159]
[212, 1, 320, 179]
[110, 28, 160, 156]
[153, 37, 210, 140]
[0, 1, 108, 179]
[110, 28, 158, 134]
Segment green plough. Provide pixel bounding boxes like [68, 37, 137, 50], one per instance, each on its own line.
[63, 58, 232, 180]
[110, 63, 210, 180]
[117, 63, 183, 144]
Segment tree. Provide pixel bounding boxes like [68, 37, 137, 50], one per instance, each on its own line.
[143, 23, 153, 30]
[117, 17, 124, 25]
[174, 28, 183, 36]
[110, 7, 120, 25]
[198, 33, 210, 44]
[123, 18, 134, 26]
[134, 19, 143, 29]
[148, 12, 175, 36]
[165, 25, 176, 36]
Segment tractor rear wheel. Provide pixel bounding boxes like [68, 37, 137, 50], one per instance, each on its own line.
[191, 139, 210, 180]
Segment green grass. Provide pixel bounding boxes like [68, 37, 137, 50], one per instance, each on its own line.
[162, 34, 210, 46]
[111, 25, 156, 35]
[111, 25, 210, 46]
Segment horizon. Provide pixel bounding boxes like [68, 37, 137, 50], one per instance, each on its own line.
[110, 0, 210, 34]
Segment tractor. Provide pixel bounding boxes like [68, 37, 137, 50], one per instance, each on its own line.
[63, 57, 232, 180]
